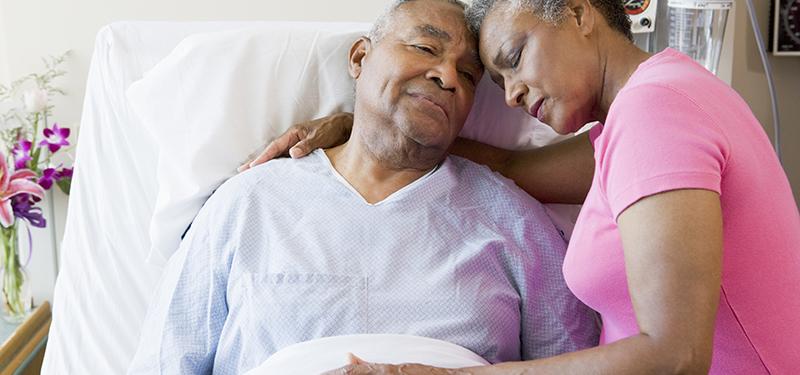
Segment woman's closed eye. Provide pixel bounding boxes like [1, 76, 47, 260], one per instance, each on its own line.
[510, 46, 523, 69]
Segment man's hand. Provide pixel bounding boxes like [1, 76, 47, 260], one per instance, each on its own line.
[237, 112, 354, 172]
[321, 353, 462, 375]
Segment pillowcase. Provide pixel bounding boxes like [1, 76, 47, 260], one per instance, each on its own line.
[128, 22, 573, 265]
[244, 334, 489, 374]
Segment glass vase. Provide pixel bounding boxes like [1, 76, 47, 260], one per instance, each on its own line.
[1, 223, 32, 323]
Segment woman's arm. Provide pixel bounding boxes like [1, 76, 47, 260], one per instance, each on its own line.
[449, 132, 595, 204]
[241, 112, 596, 204]
[326, 189, 723, 375]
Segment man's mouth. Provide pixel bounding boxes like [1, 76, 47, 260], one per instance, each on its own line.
[409, 93, 449, 121]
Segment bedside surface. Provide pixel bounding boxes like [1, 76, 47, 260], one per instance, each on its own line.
[0, 302, 51, 375]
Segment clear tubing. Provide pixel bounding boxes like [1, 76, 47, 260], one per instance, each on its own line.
[745, 0, 782, 162]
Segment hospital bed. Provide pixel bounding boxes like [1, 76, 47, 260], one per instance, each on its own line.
[39, 21, 580, 373]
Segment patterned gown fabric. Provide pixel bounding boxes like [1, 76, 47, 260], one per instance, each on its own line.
[128, 149, 599, 374]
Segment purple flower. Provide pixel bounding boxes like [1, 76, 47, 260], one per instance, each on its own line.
[12, 140, 33, 170]
[38, 168, 57, 190]
[11, 194, 45, 228]
[38, 123, 70, 153]
[55, 167, 72, 180]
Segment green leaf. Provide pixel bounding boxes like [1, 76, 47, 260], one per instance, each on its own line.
[56, 176, 71, 195]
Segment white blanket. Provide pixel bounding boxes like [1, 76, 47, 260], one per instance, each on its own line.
[245, 334, 490, 374]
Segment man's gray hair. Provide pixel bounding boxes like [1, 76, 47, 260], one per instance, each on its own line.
[368, 0, 470, 43]
[465, 0, 633, 41]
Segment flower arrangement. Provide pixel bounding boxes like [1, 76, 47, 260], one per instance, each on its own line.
[0, 51, 73, 321]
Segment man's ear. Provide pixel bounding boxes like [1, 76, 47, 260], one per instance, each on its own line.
[567, 0, 596, 37]
[348, 37, 371, 79]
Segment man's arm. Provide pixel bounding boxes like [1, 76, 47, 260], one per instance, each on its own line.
[127, 204, 232, 374]
[513, 198, 600, 359]
[448, 132, 595, 205]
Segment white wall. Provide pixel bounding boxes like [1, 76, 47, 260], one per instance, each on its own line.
[0, 0, 388, 305]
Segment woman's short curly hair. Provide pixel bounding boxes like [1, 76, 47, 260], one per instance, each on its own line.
[465, 0, 633, 41]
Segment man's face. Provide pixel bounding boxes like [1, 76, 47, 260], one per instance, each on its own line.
[351, 0, 483, 155]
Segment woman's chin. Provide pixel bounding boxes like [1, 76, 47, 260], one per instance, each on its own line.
[550, 116, 589, 135]
[546, 120, 573, 135]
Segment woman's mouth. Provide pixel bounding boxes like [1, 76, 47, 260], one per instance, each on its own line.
[528, 98, 544, 120]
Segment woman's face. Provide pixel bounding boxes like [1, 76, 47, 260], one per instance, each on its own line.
[478, 4, 601, 134]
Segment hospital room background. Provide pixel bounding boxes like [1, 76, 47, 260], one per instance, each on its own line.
[0, 0, 797, 372]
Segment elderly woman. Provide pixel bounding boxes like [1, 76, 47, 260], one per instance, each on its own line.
[241, 0, 800, 373]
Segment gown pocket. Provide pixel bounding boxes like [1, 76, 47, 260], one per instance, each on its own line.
[241, 272, 368, 351]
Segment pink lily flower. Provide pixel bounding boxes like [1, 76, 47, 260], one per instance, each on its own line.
[0, 156, 44, 228]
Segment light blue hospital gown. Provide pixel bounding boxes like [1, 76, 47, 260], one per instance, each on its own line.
[128, 149, 599, 374]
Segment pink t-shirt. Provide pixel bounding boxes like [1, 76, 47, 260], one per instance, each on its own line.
[563, 48, 800, 374]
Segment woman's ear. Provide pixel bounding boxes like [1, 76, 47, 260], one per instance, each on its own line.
[348, 37, 371, 79]
[568, 0, 596, 37]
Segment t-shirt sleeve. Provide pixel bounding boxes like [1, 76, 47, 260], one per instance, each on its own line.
[595, 84, 729, 220]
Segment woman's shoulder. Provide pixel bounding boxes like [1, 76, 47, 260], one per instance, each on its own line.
[618, 48, 741, 114]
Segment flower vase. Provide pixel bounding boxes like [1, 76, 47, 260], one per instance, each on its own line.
[1, 224, 32, 323]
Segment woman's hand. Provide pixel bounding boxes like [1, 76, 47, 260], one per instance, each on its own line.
[322, 363, 457, 375]
[237, 112, 354, 172]
[321, 354, 464, 375]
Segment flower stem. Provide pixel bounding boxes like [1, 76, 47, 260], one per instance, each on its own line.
[1, 224, 26, 319]
[30, 112, 41, 172]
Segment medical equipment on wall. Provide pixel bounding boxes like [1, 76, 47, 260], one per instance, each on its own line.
[771, 0, 800, 55]
[626, 0, 732, 74]
[667, 0, 732, 74]
[626, 0, 784, 161]
[625, 0, 660, 51]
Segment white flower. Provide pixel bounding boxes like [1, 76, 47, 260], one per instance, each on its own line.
[23, 89, 48, 113]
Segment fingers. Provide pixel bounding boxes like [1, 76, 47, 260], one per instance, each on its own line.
[289, 139, 314, 159]
[236, 111, 352, 173]
[237, 143, 278, 172]
[347, 353, 367, 365]
[237, 127, 307, 172]
[319, 364, 366, 375]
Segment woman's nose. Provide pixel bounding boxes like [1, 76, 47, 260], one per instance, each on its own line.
[505, 83, 526, 108]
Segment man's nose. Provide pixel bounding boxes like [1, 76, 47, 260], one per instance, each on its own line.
[504, 79, 526, 108]
[427, 62, 458, 93]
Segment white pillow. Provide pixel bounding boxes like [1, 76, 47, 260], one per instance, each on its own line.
[244, 334, 490, 374]
[128, 22, 573, 265]
[128, 23, 368, 264]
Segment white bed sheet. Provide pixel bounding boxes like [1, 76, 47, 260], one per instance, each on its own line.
[41, 21, 275, 374]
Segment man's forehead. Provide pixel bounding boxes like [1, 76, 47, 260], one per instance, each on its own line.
[393, 13, 481, 68]
[392, 1, 469, 39]
[413, 24, 452, 42]
[410, 22, 480, 65]
[387, 1, 483, 68]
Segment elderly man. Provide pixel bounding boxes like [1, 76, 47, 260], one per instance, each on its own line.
[128, 0, 598, 373]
